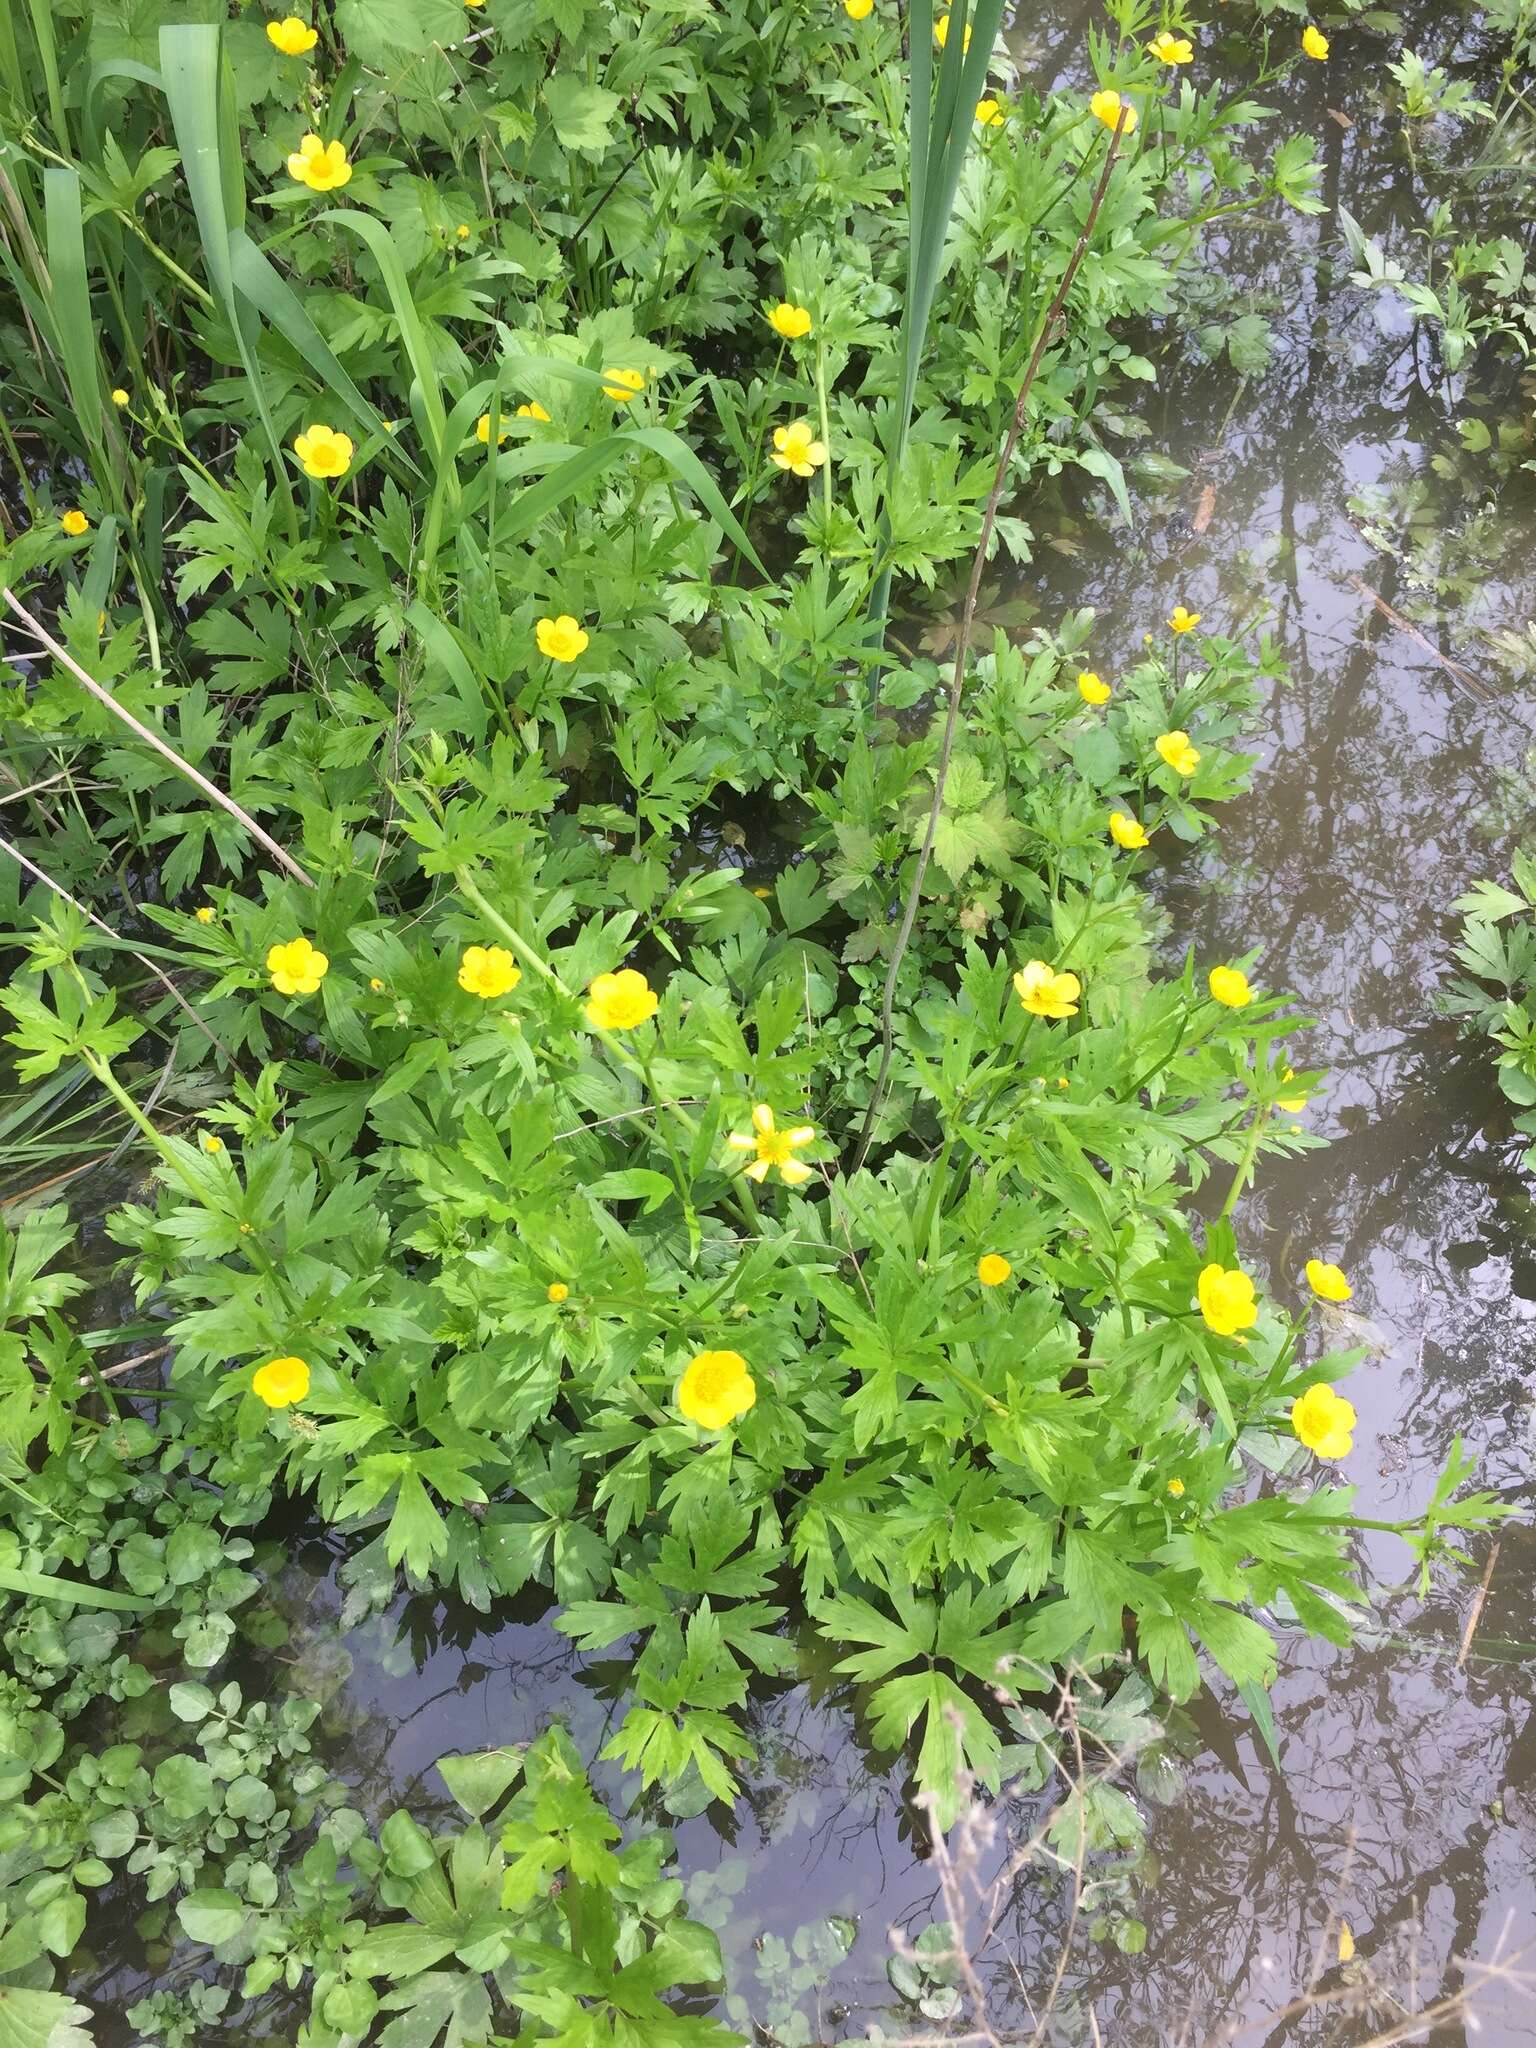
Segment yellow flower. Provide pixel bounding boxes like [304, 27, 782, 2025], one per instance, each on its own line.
[770, 421, 828, 477]
[677, 1349, 756, 1430]
[111, 387, 130, 406]
[1014, 960, 1081, 1019]
[1305, 1258, 1352, 1303]
[767, 302, 813, 340]
[466, 0, 485, 7]
[1302, 23, 1329, 58]
[1167, 1477, 1186, 1497]
[455, 224, 470, 239]
[60, 509, 89, 536]
[1090, 88, 1137, 134]
[1147, 29, 1193, 62]
[726, 1104, 816, 1186]
[293, 423, 353, 480]
[1154, 729, 1201, 775]
[1291, 1381, 1355, 1459]
[1208, 964, 1252, 1008]
[975, 98, 1006, 126]
[1109, 810, 1148, 850]
[977, 1253, 1012, 1286]
[934, 10, 971, 49]
[1277, 1066, 1309, 1113]
[458, 944, 521, 999]
[1197, 1262, 1258, 1338]
[369, 977, 385, 992]
[267, 936, 329, 996]
[252, 1355, 310, 1408]
[195, 906, 216, 924]
[202, 1133, 224, 1154]
[602, 366, 646, 403]
[516, 401, 551, 421]
[547, 1282, 570, 1303]
[1077, 670, 1111, 705]
[535, 614, 589, 663]
[476, 413, 509, 445]
[844, 0, 874, 16]
[267, 16, 319, 55]
[286, 133, 352, 192]
[585, 967, 659, 1031]
[1168, 604, 1202, 633]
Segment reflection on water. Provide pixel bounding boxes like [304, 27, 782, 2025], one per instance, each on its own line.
[70, 3, 1536, 2043]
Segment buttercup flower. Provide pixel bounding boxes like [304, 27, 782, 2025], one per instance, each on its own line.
[1155, 729, 1201, 775]
[369, 977, 385, 993]
[1277, 1066, 1309, 1112]
[536, 615, 589, 662]
[1197, 1261, 1258, 1337]
[195, 906, 216, 924]
[1090, 88, 1138, 134]
[516, 401, 551, 421]
[476, 413, 509, 445]
[1208, 964, 1252, 1008]
[1014, 960, 1081, 1019]
[1167, 1477, 1186, 1497]
[286, 133, 352, 192]
[458, 944, 521, 999]
[934, 11, 971, 50]
[1147, 29, 1194, 61]
[602, 366, 646, 402]
[1077, 670, 1111, 705]
[253, 1356, 310, 1408]
[293, 423, 353, 480]
[1169, 604, 1202, 633]
[585, 968, 659, 1031]
[1302, 23, 1329, 58]
[844, 0, 874, 16]
[770, 421, 828, 477]
[202, 1134, 224, 1154]
[677, 1349, 756, 1429]
[726, 1104, 816, 1186]
[1292, 1381, 1355, 1459]
[547, 1282, 570, 1304]
[767, 302, 813, 340]
[1305, 1258, 1352, 1303]
[267, 936, 329, 996]
[975, 98, 1006, 126]
[267, 16, 319, 55]
[455, 224, 470, 239]
[111, 387, 130, 406]
[60, 509, 89, 536]
[1109, 810, 1149, 850]
[977, 1254, 1012, 1286]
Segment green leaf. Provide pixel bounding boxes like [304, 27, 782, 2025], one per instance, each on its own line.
[436, 1749, 525, 1818]
[176, 1888, 246, 1947]
[543, 75, 622, 150]
[0, 1988, 93, 2048]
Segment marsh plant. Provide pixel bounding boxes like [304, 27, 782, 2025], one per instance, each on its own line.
[0, 0, 1506, 2043]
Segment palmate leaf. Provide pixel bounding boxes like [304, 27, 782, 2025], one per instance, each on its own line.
[867, 1669, 1003, 1829]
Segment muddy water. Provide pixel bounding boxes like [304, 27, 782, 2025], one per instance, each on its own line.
[81, 9, 1536, 2045]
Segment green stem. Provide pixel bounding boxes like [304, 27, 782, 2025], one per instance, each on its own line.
[452, 867, 573, 997]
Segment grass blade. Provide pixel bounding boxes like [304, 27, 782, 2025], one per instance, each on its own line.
[42, 168, 106, 471]
[320, 207, 450, 465]
[0, 1563, 150, 1612]
[227, 229, 420, 478]
[623, 424, 767, 576]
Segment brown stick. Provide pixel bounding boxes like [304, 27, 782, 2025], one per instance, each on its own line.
[1345, 574, 1497, 705]
[1, 588, 316, 886]
[1456, 1538, 1501, 1669]
[853, 116, 1128, 1167]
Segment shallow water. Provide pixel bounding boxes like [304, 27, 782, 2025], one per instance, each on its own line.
[58, 6, 1536, 2044]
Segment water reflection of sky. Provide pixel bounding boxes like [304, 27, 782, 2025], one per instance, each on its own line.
[96, 7, 1536, 2044]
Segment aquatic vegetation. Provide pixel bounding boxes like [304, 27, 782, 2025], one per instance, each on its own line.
[0, 0, 1506, 2038]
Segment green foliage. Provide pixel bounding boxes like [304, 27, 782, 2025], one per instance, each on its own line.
[0, 0, 1507, 2040]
